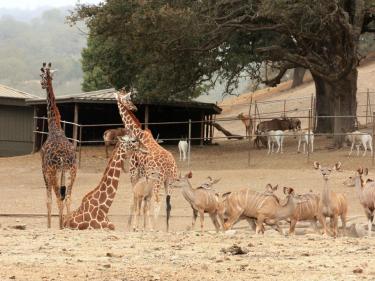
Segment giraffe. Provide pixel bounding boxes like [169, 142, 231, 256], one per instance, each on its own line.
[40, 62, 78, 229]
[114, 89, 178, 231]
[63, 136, 147, 230]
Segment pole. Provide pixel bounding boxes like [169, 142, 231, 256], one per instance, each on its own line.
[188, 119, 192, 168]
[307, 109, 312, 163]
[144, 105, 149, 130]
[366, 90, 369, 126]
[372, 112, 375, 166]
[283, 99, 286, 117]
[73, 103, 79, 149]
[247, 97, 253, 167]
[40, 117, 45, 149]
[32, 107, 37, 152]
[79, 125, 83, 168]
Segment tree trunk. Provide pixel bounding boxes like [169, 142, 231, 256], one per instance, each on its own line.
[314, 69, 358, 147]
[291, 67, 306, 88]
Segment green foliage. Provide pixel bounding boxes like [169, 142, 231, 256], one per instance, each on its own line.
[71, 0, 375, 100]
[0, 8, 86, 96]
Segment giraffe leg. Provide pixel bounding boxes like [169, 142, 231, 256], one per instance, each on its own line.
[65, 167, 77, 217]
[46, 187, 53, 228]
[136, 198, 142, 231]
[50, 175, 64, 230]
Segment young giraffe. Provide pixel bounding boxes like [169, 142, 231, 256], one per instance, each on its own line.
[40, 62, 77, 229]
[114, 89, 178, 231]
[63, 136, 147, 230]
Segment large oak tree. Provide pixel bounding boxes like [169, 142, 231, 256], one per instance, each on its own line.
[70, 0, 375, 144]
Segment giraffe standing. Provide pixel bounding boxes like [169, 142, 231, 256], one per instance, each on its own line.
[64, 136, 146, 230]
[115, 90, 178, 231]
[40, 62, 77, 229]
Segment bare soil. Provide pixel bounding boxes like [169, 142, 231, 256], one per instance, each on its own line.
[2, 61, 375, 280]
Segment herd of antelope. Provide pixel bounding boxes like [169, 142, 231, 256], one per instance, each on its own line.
[163, 161, 375, 238]
[238, 113, 373, 156]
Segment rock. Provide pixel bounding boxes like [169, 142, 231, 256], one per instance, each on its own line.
[301, 253, 310, 256]
[9, 276, 16, 280]
[201, 264, 209, 271]
[353, 268, 363, 274]
[224, 230, 237, 237]
[103, 264, 111, 269]
[221, 244, 249, 255]
[348, 223, 366, 238]
[12, 224, 26, 230]
[106, 252, 122, 258]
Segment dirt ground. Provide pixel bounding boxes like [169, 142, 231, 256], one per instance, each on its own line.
[1, 139, 375, 281]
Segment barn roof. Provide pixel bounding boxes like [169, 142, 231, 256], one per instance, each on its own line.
[0, 84, 38, 100]
[26, 88, 222, 114]
[0, 84, 38, 106]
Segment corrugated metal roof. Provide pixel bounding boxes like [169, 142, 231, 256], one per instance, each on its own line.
[27, 88, 222, 114]
[0, 84, 38, 100]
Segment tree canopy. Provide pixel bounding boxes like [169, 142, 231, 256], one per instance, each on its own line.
[71, 0, 375, 103]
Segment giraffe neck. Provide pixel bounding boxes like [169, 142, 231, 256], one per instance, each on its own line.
[94, 143, 124, 212]
[117, 101, 144, 139]
[45, 79, 62, 130]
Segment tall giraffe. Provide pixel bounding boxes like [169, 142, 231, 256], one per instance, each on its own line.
[64, 136, 146, 230]
[115, 89, 178, 231]
[40, 62, 77, 229]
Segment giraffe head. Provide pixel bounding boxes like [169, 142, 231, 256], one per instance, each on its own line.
[118, 135, 148, 155]
[115, 88, 138, 112]
[40, 62, 55, 89]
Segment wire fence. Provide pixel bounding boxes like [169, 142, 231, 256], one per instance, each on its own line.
[32, 89, 375, 168]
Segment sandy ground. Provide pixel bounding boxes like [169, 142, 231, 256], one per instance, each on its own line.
[2, 140, 375, 281]
[2, 61, 375, 280]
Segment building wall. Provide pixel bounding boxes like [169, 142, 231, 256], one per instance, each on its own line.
[0, 105, 34, 156]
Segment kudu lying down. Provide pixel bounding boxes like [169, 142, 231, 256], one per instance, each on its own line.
[171, 172, 221, 232]
[218, 186, 301, 234]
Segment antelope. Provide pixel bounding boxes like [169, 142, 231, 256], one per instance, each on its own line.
[267, 130, 284, 154]
[297, 130, 314, 154]
[128, 170, 160, 231]
[284, 187, 325, 235]
[217, 187, 301, 234]
[103, 127, 126, 158]
[313, 161, 348, 237]
[353, 167, 375, 237]
[171, 172, 221, 232]
[178, 139, 188, 161]
[237, 112, 253, 138]
[345, 131, 373, 157]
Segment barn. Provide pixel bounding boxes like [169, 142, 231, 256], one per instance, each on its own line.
[0, 84, 39, 157]
[26, 88, 222, 151]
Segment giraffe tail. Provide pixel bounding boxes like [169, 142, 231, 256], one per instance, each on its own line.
[166, 195, 171, 232]
[60, 169, 66, 201]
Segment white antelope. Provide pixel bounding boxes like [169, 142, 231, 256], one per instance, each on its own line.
[297, 130, 314, 154]
[345, 131, 373, 157]
[178, 139, 188, 161]
[267, 130, 284, 154]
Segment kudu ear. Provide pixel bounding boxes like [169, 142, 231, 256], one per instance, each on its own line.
[273, 184, 278, 191]
[358, 167, 363, 175]
[365, 168, 369, 176]
[283, 186, 288, 195]
[313, 161, 320, 170]
[265, 184, 273, 192]
[333, 161, 342, 171]
[186, 171, 192, 178]
[212, 178, 221, 185]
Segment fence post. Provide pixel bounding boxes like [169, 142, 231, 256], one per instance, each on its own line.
[283, 99, 286, 117]
[366, 89, 369, 126]
[307, 109, 312, 163]
[247, 97, 253, 167]
[39, 118, 45, 149]
[372, 112, 375, 166]
[188, 119, 192, 168]
[79, 125, 83, 168]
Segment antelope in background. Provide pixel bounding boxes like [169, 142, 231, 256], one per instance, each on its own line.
[314, 161, 347, 237]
